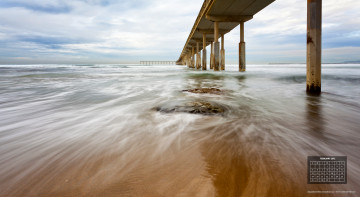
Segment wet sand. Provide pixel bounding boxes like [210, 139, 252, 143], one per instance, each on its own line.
[0, 64, 359, 196]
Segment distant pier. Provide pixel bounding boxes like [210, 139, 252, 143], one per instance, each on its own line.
[140, 61, 176, 65]
[176, 0, 322, 94]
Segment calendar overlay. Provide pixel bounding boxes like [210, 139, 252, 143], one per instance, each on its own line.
[308, 156, 347, 184]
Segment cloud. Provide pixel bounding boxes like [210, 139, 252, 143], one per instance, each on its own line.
[0, 0, 359, 64]
[223, 0, 360, 63]
[0, 0, 72, 13]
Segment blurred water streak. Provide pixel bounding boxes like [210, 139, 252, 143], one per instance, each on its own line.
[0, 64, 359, 196]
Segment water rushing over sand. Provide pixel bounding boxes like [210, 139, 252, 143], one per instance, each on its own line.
[0, 64, 359, 196]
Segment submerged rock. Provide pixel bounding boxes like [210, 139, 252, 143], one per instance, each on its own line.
[182, 88, 223, 95]
[155, 101, 225, 115]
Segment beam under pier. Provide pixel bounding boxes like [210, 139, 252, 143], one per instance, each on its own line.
[239, 22, 246, 72]
[306, 0, 322, 94]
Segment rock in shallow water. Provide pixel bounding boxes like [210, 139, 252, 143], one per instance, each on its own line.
[182, 88, 223, 95]
[155, 101, 225, 115]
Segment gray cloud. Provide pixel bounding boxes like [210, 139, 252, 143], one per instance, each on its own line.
[0, 0, 359, 64]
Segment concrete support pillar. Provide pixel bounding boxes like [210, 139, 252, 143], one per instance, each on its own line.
[214, 21, 220, 71]
[239, 22, 246, 72]
[202, 34, 207, 70]
[187, 54, 190, 68]
[214, 42, 220, 71]
[196, 42, 201, 69]
[210, 42, 214, 69]
[188, 56, 191, 68]
[220, 34, 225, 70]
[191, 46, 195, 68]
[306, 0, 322, 94]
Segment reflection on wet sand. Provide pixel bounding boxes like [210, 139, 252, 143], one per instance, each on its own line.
[306, 95, 324, 136]
[197, 119, 307, 196]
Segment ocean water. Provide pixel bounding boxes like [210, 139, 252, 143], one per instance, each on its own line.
[0, 64, 359, 196]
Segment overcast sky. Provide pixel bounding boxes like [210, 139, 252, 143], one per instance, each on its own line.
[0, 0, 359, 64]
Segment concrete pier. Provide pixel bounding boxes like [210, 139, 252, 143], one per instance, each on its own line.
[210, 42, 214, 69]
[202, 34, 207, 70]
[214, 43, 220, 71]
[186, 54, 190, 68]
[188, 56, 191, 68]
[306, 0, 322, 94]
[188, 54, 191, 68]
[220, 34, 225, 70]
[214, 21, 220, 71]
[176, 0, 323, 92]
[177, 0, 274, 69]
[196, 42, 201, 69]
[239, 22, 246, 72]
[191, 46, 195, 68]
